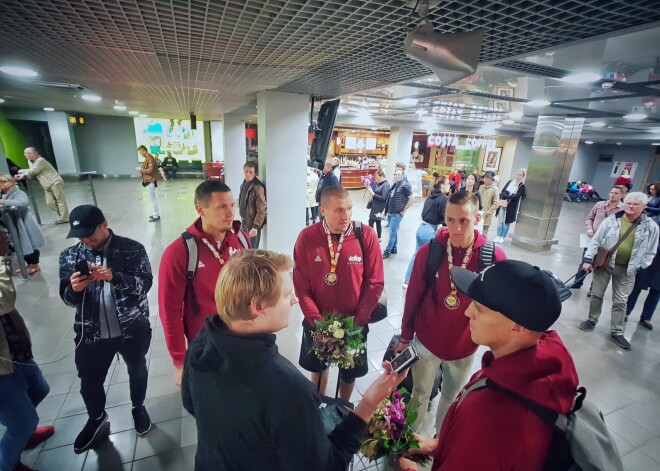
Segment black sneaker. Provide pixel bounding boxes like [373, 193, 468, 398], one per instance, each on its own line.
[578, 320, 596, 331]
[391, 248, 398, 254]
[382, 251, 391, 259]
[569, 283, 583, 289]
[74, 411, 109, 454]
[148, 216, 160, 222]
[610, 334, 631, 350]
[132, 405, 152, 436]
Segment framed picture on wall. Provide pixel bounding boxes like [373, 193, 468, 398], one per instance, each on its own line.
[482, 147, 502, 172]
[494, 86, 514, 112]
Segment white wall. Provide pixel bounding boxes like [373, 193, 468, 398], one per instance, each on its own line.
[211, 121, 224, 162]
[568, 144, 599, 184]
[589, 144, 655, 193]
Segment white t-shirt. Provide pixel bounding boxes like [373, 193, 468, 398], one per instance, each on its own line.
[504, 180, 518, 196]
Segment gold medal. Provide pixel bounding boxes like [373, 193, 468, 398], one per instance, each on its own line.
[325, 272, 338, 285]
[444, 294, 460, 310]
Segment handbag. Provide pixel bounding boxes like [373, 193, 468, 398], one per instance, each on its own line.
[592, 218, 640, 272]
[542, 270, 575, 303]
[366, 198, 373, 209]
[319, 395, 354, 435]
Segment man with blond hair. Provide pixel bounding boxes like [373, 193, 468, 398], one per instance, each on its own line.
[17, 147, 69, 224]
[181, 249, 406, 470]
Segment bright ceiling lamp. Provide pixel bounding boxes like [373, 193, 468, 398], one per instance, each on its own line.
[129, 111, 139, 115]
[558, 72, 601, 84]
[399, 98, 418, 106]
[139, 114, 148, 118]
[623, 112, 647, 120]
[526, 99, 551, 107]
[0, 65, 38, 77]
[114, 105, 127, 111]
[415, 109, 428, 116]
[585, 140, 594, 144]
[43, 107, 54, 111]
[649, 128, 660, 133]
[81, 94, 101, 102]
[652, 142, 660, 145]
[0, 98, 5, 103]
[589, 121, 606, 127]
[501, 119, 515, 125]
[508, 111, 523, 120]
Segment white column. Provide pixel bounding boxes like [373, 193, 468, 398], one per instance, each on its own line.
[257, 91, 309, 255]
[210, 121, 224, 162]
[222, 114, 246, 195]
[47, 112, 80, 173]
[386, 126, 414, 179]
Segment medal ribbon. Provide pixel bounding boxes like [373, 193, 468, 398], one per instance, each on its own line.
[323, 220, 347, 277]
[446, 242, 474, 295]
[201, 238, 226, 265]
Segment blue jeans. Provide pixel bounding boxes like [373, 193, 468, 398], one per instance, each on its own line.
[0, 360, 50, 470]
[385, 214, 403, 254]
[496, 208, 510, 237]
[405, 222, 438, 282]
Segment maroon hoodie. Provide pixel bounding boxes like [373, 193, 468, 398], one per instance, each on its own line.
[158, 219, 250, 367]
[402, 228, 507, 360]
[294, 221, 384, 326]
[433, 331, 580, 470]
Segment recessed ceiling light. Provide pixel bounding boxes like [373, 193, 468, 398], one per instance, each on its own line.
[399, 98, 418, 106]
[81, 94, 101, 102]
[652, 142, 660, 145]
[43, 107, 54, 111]
[616, 142, 622, 145]
[623, 113, 647, 120]
[0, 98, 5, 104]
[649, 128, 660, 133]
[527, 99, 551, 107]
[585, 140, 594, 144]
[590, 121, 606, 127]
[508, 112, 523, 120]
[115, 100, 125, 105]
[558, 72, 601, 84]
[129, 111, 139, 115]
[0, 66, 38, 77]
[501, 119, 515, 125]
[415, 109, 428, 116]
[114, 105, 127, 111]
[139, 114, 148, 118]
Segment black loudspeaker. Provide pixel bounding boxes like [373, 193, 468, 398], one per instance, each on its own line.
[309, 99, 340, 168]
[190, 113, 197, 130]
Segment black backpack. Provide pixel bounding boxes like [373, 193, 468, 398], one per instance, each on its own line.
[425, 238, 495, 301]
[459, 378, 624, 471]
[181, 229, 250, 316]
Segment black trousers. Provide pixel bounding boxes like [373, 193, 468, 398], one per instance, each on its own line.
[74, 328, 151, 418]
[368, 217, 382, 238]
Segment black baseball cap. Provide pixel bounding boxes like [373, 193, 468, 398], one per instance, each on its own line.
[66, 205, 106, 238]
[483, 171, 496, 178]
[450, 260, 561, 332]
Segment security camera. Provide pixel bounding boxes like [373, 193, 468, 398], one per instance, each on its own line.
[601, 82, 615, 89]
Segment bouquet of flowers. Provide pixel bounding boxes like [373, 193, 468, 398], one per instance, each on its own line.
[311, 312, 366, 369]
[360, 174, 374, 186]
[360, 389, 431, 466]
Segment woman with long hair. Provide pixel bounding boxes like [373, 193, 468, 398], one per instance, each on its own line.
[366, 168, 390, 240]
[0, 174, 45, 274]
[495, 169, 526, 243]
[645, 181, 660, 220]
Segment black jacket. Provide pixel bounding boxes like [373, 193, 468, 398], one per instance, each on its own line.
[181, 316, 367, 471]
[59, 231, 153, 343]
[315, 172, 340, 203]
[369, 180, 390, 218]
[497, 181, 526, 224]
[421, 191, 448, 226]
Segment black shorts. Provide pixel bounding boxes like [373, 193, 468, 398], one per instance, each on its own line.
[299, 321, 369, 383]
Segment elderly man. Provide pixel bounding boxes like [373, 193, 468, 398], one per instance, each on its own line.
[17, 147, 69, 224]
[478, 171, 499, 237]
[578, 192, 659, 350]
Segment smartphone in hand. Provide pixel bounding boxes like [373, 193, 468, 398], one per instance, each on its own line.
[75, 260, 90, 276]
[390, 344, 419, 374]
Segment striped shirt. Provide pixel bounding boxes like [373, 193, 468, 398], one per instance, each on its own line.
[586, 200, 624, 233]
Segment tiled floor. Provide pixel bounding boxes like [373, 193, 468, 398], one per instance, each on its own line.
[2, 177, 659, 471]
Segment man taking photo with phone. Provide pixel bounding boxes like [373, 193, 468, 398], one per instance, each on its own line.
[59, 205, 154, 454]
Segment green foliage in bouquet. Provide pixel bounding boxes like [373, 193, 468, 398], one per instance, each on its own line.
[360, 389, 431, 466]
[311, 312, 366, 369]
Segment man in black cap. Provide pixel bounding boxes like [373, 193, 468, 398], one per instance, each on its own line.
[59, 205, 154, 453]
[399, 260, 580, 471]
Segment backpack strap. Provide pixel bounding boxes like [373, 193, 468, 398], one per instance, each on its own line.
[426, 239, 445, 303]
[236, 229, 250, 249]
[181, 232, 200, 317]
[479, 240, 496, 268]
